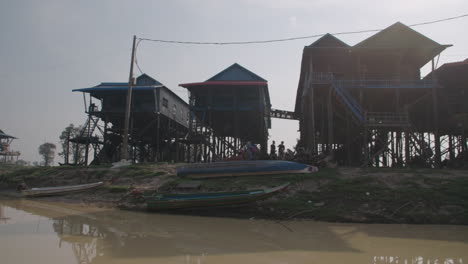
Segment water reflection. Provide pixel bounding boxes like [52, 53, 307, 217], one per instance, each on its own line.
[373, 256, 464, 264]
[49, 212, 358, 263]
[0, 205, 10, 223]
[1, 199, 468, 264]
[53, 217, 105, 264]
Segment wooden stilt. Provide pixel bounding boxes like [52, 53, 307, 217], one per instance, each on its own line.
[327, 87, 334, 153]
[449, 135, 454, 160]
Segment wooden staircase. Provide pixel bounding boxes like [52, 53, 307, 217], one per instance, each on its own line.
[71, 116, 101, 144]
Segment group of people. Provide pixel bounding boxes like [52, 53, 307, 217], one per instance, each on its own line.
[241, 141, 259, 160]
[269, 140, 287, 160]
[238, 140, 289, 160]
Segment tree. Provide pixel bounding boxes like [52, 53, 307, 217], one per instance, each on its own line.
[59, 124, 85, 164]
[38, 143, 56, 166]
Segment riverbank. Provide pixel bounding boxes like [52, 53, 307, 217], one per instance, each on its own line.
[1, 163, 467, 224]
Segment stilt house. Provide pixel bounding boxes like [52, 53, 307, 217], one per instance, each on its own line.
[294, 22, 468, 167]
[180, 63, 271, 161]
[72, 74, 189, 164]
[0, 129, 20, 163]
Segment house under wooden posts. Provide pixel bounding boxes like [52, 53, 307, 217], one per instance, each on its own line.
[424, 59, 468, 167]
[294, 22, 468, 167]
[71, 74, 189, 165]
[0, 129, 20, 163]
[179, 63, 271, 162]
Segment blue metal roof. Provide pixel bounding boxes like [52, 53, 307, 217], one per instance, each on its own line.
[136, 74, 163, 85]
[74, 74, 166, 93]
[72, 85, 163, 93]
[72, 74, 188, 105]
[0, 129, 16, 139]
[99, 82, 127, 86]
[207, 63, 267, 82]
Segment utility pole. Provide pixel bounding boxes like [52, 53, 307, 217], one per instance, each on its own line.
[121, 35, 137, 160]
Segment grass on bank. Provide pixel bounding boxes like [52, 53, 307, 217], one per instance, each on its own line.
[265, 172, 468, 223]
[1, 163, 467, 224]
[0, 163, 168, 188]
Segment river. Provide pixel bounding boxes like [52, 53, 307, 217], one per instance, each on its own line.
[0, 199, 467, 264]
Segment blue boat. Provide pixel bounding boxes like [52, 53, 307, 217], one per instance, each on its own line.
[144, 183, 290, 210]
[177, 160, 318, 179]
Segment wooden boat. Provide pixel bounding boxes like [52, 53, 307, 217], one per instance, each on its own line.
[144, 183, 289, 211]
[177, 160, 318, 179]
[21, 182, 104, 197]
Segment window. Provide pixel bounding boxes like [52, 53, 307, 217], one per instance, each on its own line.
[162, 98, 168, 108]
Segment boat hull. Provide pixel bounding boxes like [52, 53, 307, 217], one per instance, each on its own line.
[144, 183, 289, 211]
[21, 182, 104, 197]
[177, 160, 317, 179]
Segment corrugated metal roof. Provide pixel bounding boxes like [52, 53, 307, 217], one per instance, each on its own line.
[73, 74, 166, 93]
[180, 81, 266, 87]
[441, 58, 468, 67]
[179, 63, 271, 108]
[98, 82, 127, 86]
[72, 85, 163, 93]
[136, 74, 163, 85]
[72, 74, 188, 104]
[0, 129, 16, 139]
[424, 58, 468, 82]
[307, 33, 349, 48]
[355, 22, 445, 49]
[207, 63, 267, 82]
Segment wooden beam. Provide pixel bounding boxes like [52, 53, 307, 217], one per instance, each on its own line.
[309, 58, 316, 154]
[327, 87, 334, 152]
[431, 58, 441, 167]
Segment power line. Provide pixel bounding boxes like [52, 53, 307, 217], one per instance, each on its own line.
[408, 13, 468, 27]
[137, 13, 468, 45]
[134, 38, 144, 74]
[138, 30, 377, 45]
[133, 12, 468, 79]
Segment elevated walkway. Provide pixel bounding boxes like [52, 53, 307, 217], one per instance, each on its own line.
[334, 79, 436, 89]
[270, 109, 298, 120]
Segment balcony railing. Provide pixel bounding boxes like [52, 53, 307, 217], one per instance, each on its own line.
[308, 72, 424, 126]
[366, 112, 410, 127]
[311, 72, 437, 89]
[311, 72, 335, 83]
[335, 79, 436, 89]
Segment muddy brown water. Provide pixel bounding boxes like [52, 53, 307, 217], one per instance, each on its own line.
[1, 199, 467, 264]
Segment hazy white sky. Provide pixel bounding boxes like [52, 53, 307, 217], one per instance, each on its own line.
[1, 0, 468, 163]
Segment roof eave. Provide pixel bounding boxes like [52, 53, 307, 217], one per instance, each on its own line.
[179, 81, 268, 88]
[72, 85, 164, 93]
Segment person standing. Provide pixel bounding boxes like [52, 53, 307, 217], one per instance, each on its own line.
[270, 140, 277, 159]
[243, 141, 253, 160]
[278, 141, 285, 160]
